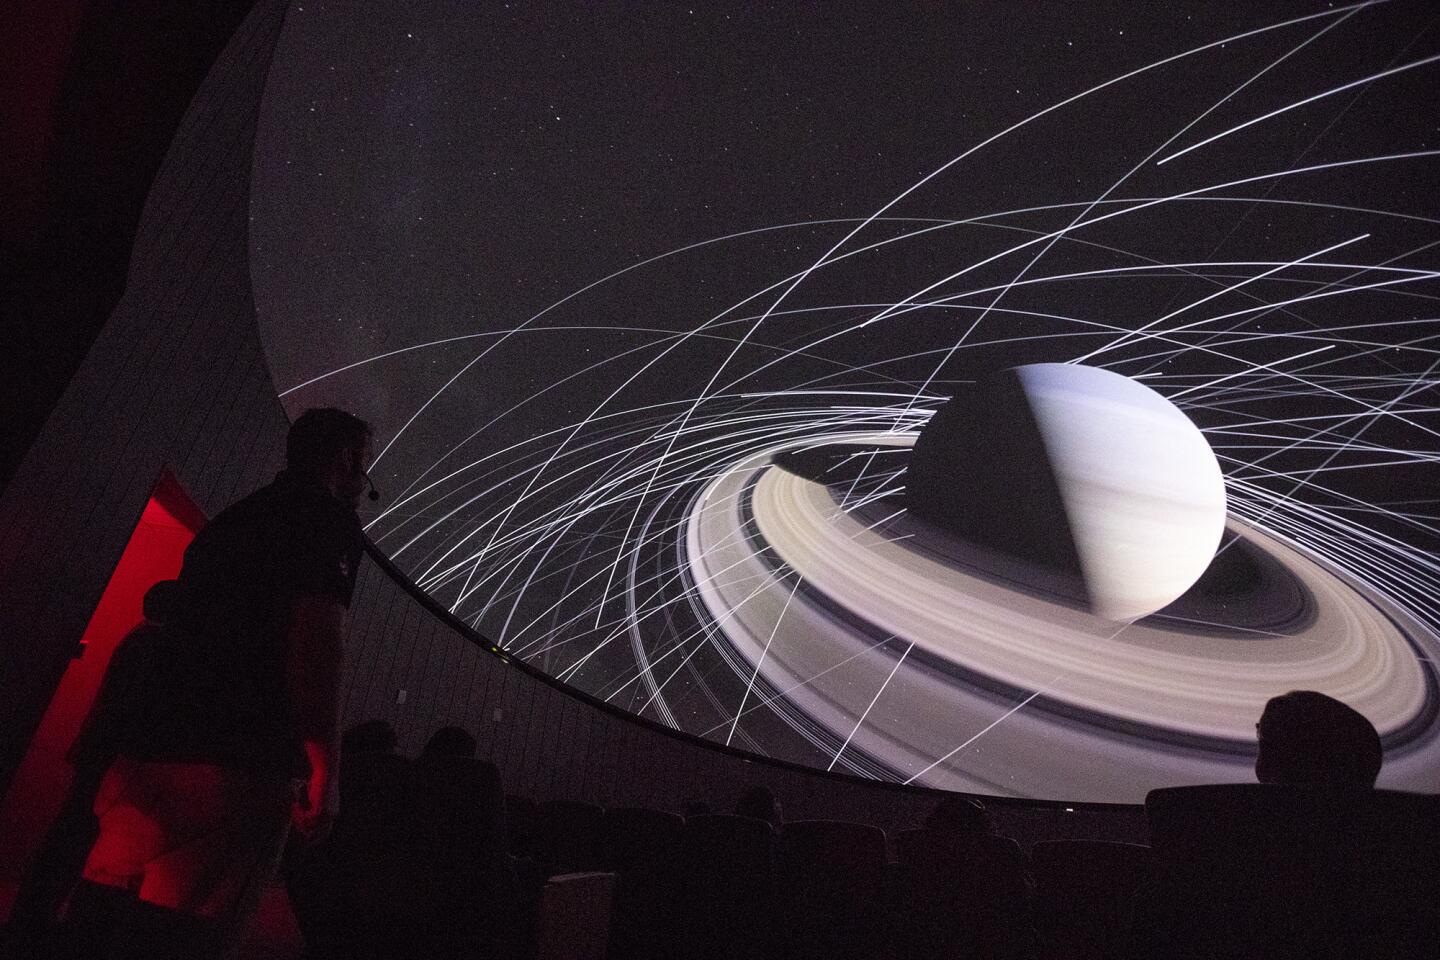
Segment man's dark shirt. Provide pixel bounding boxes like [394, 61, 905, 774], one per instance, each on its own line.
[123, 472, 363, 776]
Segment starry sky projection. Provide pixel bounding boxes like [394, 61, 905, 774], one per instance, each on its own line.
[255, 0, 1438, 470]
[252, 1, 1440, 796]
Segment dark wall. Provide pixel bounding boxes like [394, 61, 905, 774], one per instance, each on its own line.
[0, 0, 256, 494]
[0, 0, 1145, 854]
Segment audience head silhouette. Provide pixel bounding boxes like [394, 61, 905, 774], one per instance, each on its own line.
[735, 785, 782, 826]
[422, 725, 478, 760]
[924, 795, 993, 835]
[1255, 690, 1382, 787]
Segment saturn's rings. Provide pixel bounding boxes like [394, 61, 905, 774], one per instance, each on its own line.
[682, 431, 1440, 803]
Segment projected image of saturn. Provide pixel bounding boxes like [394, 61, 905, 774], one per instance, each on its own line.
[254, 2, 1440, 801]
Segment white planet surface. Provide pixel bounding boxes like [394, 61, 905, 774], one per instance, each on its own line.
[1015, 363, 1228, 621]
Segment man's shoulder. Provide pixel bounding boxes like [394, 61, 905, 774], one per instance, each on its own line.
[208, 476, 358, 541]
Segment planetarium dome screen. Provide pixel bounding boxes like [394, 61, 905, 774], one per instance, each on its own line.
[252, 1, 1440, 803]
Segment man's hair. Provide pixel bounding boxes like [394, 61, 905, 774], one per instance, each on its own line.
[1256, 690, 1383, 787]
[286, 408, 372, 476]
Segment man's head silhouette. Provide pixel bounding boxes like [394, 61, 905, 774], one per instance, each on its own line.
[287, 408, 374, 507]
[1255, 690, 1382, 787]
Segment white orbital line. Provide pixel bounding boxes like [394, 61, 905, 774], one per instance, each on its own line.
[854, 149, 1440, 343]
[1232, 467, 1440, 549]
[1167, 345, 1336, 400]
[695, 633, 907, 739]
[1075, 233, 1371, 365]
[446, 218, 1007, 606]
[1158, 53, 1440, 167]
[1123, 237, 1440, 396]
[1169, 345, 1336, 402]
[371, 307, 948, 525]
[406, 415, 697, 589]
[1222, 465, 1440, 544]
[900, 619, 1136, 787]
[1152, 615, 1294, 639]
[1099, 324, 1440, 383]
[842, 486, 909, 514]
[1258, 456, 1440, 478]
[362, 211, 965, 471]
[280, 193, 1440, 411]
[725, 576, 804, 747]
[497, 430, 828, 653]
[888, 7, 1360, 425]
[642, 481, 925, 727]
[508, 425, 907, 666]
[578, 256, 1439, 444]
[281, 186, 1440, 400]
[625, 565, 795, 716]
[1242, 512, 1440, 625]
[1101, 274, 1440, 434]
[373, 394, 701, 539]
[828, 641, 913, 772]
[476, 408, 902, 617]
[423, 320, 1416, 578]
[767, 0, 1381, 347]
[584, 3, 1380, 628]
[1210, 353, 1440, 568]
[839, 448, 882, 508]
[901, 688, 1051, 787]
[410, 400, 833, 586]
[1224, 350, 1440, 485]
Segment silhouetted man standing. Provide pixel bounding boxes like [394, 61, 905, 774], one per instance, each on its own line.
[64, 408, 372, 960]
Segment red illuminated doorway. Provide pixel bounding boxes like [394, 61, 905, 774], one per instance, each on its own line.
[0, 469, 205, 917]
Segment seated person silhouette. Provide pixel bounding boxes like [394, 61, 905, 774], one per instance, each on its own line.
[734, 785, 783, 828]
[1132, 692, 1439, 960]
[286, 720, 411, 958]
[896, 796, 1033, 960]
[1254, 689, 1382, 787]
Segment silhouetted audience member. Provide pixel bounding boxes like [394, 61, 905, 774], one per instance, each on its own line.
[61, 409, 372, 960]
[1, 581, 180, 956]
[400, 726, 524, 959]
[895, 795, 1034, 960]
[682, 800, 712, 819]
[925, 794, 994, 835]
[1255, 689, 1383, 787]
[735, 785, 783, 828]
[421, 724, 479, 760]
[336, 719, 407, 822]
[287, 720, 412, 960]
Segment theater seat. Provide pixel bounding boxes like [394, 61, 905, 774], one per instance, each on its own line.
[776, 820, 889, 960]
[890, 828, 1034, 960]
[1030, 839, 1150, 960]
[676, 814, 777, 960]
[504, 794, 539, 859]
[600, 807, 684, 960]
[1135, 784, 1440, 960]
[534, 799, 605, 875]
[534, 872, 616, 960]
